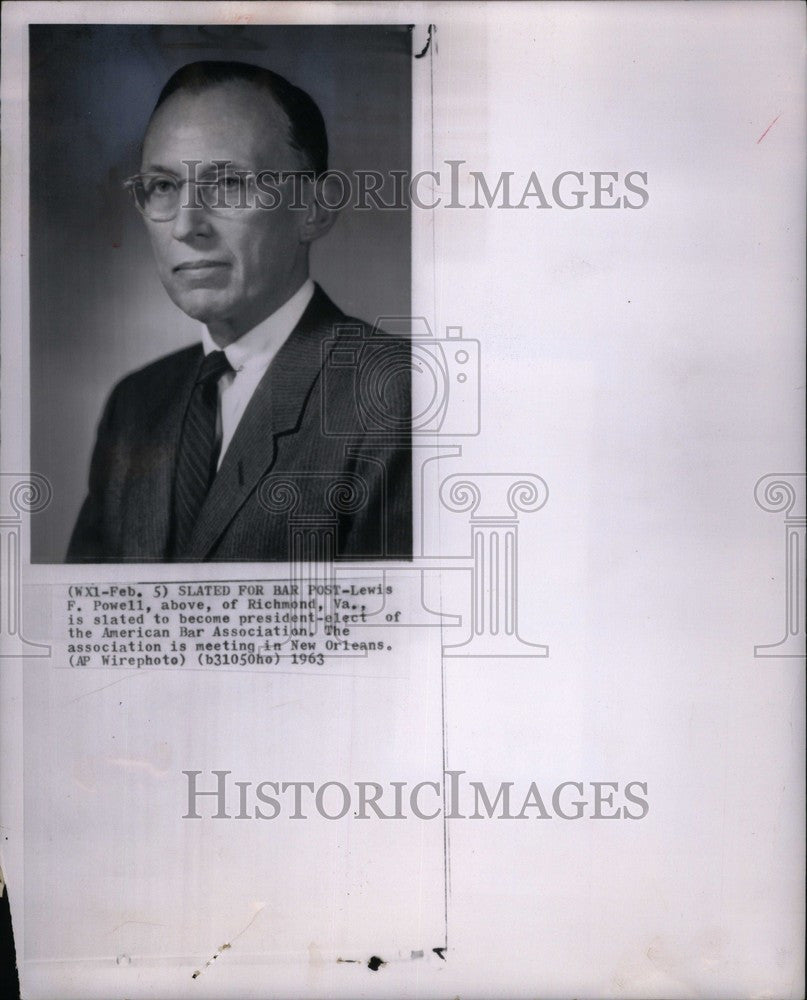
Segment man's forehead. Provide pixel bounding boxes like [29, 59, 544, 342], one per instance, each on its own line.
[142, 81, 294, 165]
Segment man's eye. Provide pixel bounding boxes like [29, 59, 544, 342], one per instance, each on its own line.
[216, 176, 244, 191]
[146, 178, 176, 197]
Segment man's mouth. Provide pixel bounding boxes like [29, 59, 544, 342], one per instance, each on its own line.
[172, 260, 230, 272]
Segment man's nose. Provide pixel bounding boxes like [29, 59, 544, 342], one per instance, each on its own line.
[171, 198, 213, 242]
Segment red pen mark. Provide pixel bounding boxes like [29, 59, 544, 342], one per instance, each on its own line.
[757, 114, 781, 144]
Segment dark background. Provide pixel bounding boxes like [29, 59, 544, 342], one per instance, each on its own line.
[29, 24, 412, 562]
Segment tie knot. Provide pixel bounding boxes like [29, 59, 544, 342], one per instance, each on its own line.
[198, 350, 233, 385]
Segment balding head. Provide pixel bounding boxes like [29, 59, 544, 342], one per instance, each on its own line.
[147, 60, 328, 175]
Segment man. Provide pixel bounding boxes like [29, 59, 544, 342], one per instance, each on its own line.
[67, 61, 411, 562]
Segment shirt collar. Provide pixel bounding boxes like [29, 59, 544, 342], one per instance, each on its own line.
[201, 278, 316, 373]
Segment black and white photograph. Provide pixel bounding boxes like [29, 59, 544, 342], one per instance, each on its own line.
[29, 24, 413, 563]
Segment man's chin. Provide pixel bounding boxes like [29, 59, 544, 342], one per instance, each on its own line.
[166, 287, 234, 325]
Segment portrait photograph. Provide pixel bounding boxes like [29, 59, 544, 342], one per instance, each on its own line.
[29, 23, 413, 564]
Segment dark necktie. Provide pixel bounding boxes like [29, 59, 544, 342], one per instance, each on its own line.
[171, 350, 233, 557]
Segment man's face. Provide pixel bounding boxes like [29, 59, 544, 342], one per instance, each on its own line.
[140, 82, 310, 339]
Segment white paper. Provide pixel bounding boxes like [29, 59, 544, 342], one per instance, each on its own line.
[2, 3, 804, 998]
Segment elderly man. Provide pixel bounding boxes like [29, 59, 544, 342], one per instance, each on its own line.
[67, 61, 411, 562]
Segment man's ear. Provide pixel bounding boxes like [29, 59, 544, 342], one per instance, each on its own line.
[299, 175, 341, 245]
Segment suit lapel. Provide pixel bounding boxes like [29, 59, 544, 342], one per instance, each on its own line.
[125, 345, 201, 558]
[183, 286, 342, 559]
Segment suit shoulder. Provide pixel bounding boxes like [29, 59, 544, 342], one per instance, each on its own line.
[110, 343, 200, 398]
[331, 309, 407, 344]
[322, 310, 410, 351]
[311, 286, 409, 346]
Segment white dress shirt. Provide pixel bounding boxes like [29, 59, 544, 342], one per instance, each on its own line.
[201, 278, 315, 468]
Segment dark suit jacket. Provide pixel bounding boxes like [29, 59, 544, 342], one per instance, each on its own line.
[67, 286, 412, 562]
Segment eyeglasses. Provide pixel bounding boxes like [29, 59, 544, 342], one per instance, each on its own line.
[123, 171, 256, 221]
